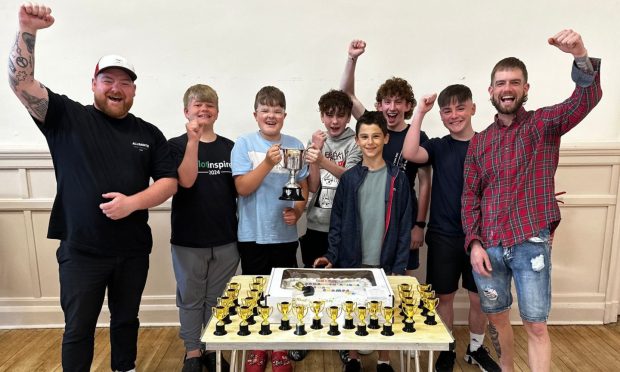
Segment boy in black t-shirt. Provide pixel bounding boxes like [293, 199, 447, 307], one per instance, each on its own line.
[402, 85, 500, 372]
[168, 84, 239, 372]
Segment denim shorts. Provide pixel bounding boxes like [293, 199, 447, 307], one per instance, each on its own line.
[472, 229, 552, 322]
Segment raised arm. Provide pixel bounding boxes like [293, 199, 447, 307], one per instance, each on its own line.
[339, 40, 367, 119]
[548, 29, 592, 73]
[176, 119, 204, 188]
[402, 94, 436, 163]
[9, 3, 55, 122]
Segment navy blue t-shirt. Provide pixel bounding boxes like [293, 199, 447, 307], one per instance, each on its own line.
[383, 125, 429, 220]
[422, 135, 470, 236]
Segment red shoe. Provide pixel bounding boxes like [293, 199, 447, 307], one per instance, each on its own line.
[245, 350, 267, 372]
[271, 350, 293, 372]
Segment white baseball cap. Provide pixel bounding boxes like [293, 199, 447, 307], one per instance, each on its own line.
[94, 54, 137, 81]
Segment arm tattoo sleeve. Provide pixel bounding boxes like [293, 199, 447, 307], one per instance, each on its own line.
[21, 90, 48, 120]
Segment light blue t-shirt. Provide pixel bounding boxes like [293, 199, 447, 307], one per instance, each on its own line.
[231, 131, 308, 244]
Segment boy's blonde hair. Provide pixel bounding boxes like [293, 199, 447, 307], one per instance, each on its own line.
[254, 86, 286, 110]
[183, 84, 218, 109]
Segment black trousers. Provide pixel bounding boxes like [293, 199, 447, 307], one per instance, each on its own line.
[57, 242, 149, 372]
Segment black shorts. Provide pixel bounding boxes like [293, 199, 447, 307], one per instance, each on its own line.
[299, 229, 329, 268]
[237, 241, 298, 275]
[425, 230, 477, 294]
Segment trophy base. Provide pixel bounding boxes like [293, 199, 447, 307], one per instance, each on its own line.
[223, 315, 232, 325]
[381, 324, 394, 336]
[237, 324, 250, 336]
[228, 306, 237, 316]
[424, 314, 437, 325]
[294, 324, 307, 336]
[327, 324, 341, 336]
[421, 308, 429, 317]
[279, 186, 305, 201]
[402, 321, 416, 333]
[247, 316, 256, 325]
[214, 324, 227, 336]
[343, 318, 355, 330]
[310, 318, 323, 330]
[259, 324, 272, 335]
[355, 325, 368, 336]
[279, 319, 292, 331]
[368, 318, 380, 329]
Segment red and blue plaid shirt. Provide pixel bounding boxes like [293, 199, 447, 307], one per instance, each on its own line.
[462, 59, 602, 250]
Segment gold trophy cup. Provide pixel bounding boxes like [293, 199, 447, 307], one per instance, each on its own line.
[327, 305, 342, 336]
[310, 300, 325, 330]
[258, 305, 273, 335]
[277, 301, 292, 330]
[355, 306, 368, 336]
[342, 301, 356, 329]
[293, 303, 309, 336]
[236, 305, 253, 336]
[368, 300, 382, 329]
[402, 303, 418, 333]
[381, 306, 395, 336]
[212, 305, 228, 336]
[217, 296, 233, 324]
[424, 297, 440, 325]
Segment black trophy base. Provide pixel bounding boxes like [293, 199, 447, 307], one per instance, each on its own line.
[343, 318, 355, 329]
[327, 324, 340, 336]
[214, 324, 227, 336]
[424, 314, 437, 325]
[294, 324, 307, 336]
[279, 319, 292, 331]
[228, 306, 237, 316]
[223, 314, 232, 325]
[355, 324, 368, 336]
[381, 324, 394, 336]
[421, 308, 429, 317]
[279, 186, 305, 201]
[311, 318, 323, 330]
[259, 323, 272, 335]
[237, 324, 250, 336]
[368, 318, 380, 329]
[247, 316, 256, 325]
[402, 321, 416, 333]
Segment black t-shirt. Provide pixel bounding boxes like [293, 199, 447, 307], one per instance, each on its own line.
[383, 124, 429, 220]
[168, 134, 238, 248]
[35, 89, 177, 256]
[422, 135, 470, 236]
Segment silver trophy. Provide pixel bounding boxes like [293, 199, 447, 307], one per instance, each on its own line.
[279, 147, 305, 201]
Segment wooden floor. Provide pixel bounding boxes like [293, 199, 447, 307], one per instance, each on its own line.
[1, 322, 620, 371]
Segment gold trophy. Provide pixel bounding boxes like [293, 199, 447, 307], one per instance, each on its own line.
[252, 276, 267, 303]
[310, 300, 325, 330]
[212, 305, 228, 336]
[401, 295, 416, 323]
[417, 283, 432, 311]
[279, 148, 306, 201]
[226, 283, 240, 315]
[258, 305, 273, 335]
[327, 305, 342, 336]
[398, 283, 412, 293]
[277, 301, 292, 330]
[248, 289, 261, 316]
[419, 290, 436, 316]
[402, 303, 418, 333]
[342, 301, 356, 329]
[236, 305, 253, 336]
[368, 300, 382, 329]
[355, 305, 368, 336]
[381, 306, 395, 336]
[424, 297, 440, 325]
[240, 297, 257, 325]
[293, 303, 309, 336]
[398, 288, 413, 316]
[217, 296, 233, 324]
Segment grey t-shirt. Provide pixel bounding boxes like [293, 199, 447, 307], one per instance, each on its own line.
[358, 165, 387, 266]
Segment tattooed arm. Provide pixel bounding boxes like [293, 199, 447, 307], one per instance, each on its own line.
[8, 3, 55, 122]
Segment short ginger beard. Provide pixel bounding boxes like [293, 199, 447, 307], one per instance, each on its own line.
[491, 94, 527, 115]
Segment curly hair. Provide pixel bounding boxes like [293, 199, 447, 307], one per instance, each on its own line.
[375, 77, 417, 119]
[318, 90, 353, 116]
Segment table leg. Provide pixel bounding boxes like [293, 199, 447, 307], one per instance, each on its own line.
[400, 350, 405, 372]
[406, 350, 411, 372]
[241, 350, 247, 372]
[427, 351, 434, 372]
[216, 351, 222, 372]
[414, 350, 420, 372]
[230, 350, 238, 372]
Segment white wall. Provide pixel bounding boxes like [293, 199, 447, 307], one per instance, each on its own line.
[0, 0, 619, 149]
